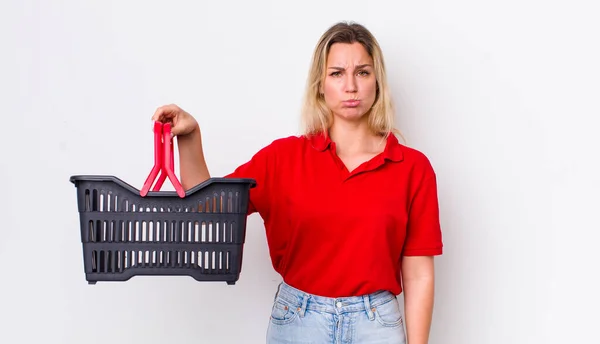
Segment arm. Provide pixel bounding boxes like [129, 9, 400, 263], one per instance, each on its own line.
[152, 104, 211, 190]
[401, 256, 435, 344]
[400, 156, 443, 343]
[153, 104, 274, 215]
[176, 124, 211, 190]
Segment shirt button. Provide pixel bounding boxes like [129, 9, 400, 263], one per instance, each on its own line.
[336, 301, 342, 308]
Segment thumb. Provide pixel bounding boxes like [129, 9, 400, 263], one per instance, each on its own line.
[169, 124, 182, 137]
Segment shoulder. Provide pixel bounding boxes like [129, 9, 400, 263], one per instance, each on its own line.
[398, 143, 433, 165]
[394, 141, 438, 180]
[268, 135, 305, 148]
[260, 135, 307, 153]
[248, 135, 305, 161]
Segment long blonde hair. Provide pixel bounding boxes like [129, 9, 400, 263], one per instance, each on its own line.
[300, 22, 399, 138]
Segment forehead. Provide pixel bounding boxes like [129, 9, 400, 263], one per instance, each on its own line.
[326, 42, 373, 66]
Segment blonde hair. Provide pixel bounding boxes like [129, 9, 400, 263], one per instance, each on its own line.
[300, 21, 400, 139]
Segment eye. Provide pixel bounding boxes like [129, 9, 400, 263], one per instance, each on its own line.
[330, 71, 342, 77]
[357, 70, 370, 76]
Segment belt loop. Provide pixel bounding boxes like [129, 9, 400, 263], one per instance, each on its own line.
[298, 293, 309, 318]
[274, 282, 282, 302]
[363, 295, 375, 321]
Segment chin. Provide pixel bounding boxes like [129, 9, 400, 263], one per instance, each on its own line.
[334, 108, 368, 121]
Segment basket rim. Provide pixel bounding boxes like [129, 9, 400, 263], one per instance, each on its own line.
[69, 175, 256, 198]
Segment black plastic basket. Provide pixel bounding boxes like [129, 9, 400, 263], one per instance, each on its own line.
[70, 122, 256, 285]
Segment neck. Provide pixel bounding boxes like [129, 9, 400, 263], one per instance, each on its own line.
[328, 118, 381, 155]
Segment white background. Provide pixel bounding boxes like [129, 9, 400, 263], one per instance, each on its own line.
[1, 0, 599, 343]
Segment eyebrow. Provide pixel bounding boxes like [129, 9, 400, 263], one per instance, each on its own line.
[327, 64, 373, 70]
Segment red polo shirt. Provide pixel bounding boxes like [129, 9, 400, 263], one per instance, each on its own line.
[226, 132, 443, 297]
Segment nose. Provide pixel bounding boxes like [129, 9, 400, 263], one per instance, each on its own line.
[345, 74, 357, 93]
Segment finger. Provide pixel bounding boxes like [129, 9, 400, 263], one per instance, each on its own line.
[151, 104, 178, 122]
[151, 106, 169, 122]
[170, 123, 181, 136]
[151, 107, 163, 122]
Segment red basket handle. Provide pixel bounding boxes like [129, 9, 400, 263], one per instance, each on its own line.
[140, 122, 185, 198]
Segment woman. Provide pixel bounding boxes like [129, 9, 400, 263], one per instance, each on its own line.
[152, 21, 443, 344]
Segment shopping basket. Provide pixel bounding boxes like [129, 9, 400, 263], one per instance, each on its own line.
[70, 122, 256, 285]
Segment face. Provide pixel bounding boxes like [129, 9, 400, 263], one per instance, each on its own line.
[321, 42, 377, 123]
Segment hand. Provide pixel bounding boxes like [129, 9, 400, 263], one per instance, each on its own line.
[151, 104, 199, 137]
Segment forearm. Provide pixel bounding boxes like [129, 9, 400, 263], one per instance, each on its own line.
[403, 276, 434, 344]
[176, 124, 211, 190]
[401, 257, 435, 344]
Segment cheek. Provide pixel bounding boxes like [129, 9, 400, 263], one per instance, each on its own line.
[322, 84, 343, 108]
[322, 80, 340, 98]
[363, 80, 377, 98]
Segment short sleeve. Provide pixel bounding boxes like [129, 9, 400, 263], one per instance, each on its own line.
[403, 173, 444, 256]
[224, 144, 273, 216]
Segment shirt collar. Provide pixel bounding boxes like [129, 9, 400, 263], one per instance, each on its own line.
[308, 131, 404, 162]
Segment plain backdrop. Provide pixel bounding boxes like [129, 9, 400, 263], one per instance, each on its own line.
[1, 0, 599, 343]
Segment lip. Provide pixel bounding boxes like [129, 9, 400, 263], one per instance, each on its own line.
[342, 99, 361, 107]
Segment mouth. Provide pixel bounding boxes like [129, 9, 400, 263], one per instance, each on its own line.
[342, 99, 361, 107]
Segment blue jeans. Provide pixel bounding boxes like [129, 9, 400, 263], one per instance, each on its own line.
[266, 282, 406, 343]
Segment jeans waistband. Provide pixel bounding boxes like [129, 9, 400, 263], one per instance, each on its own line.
[274, 281, 396, 316]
